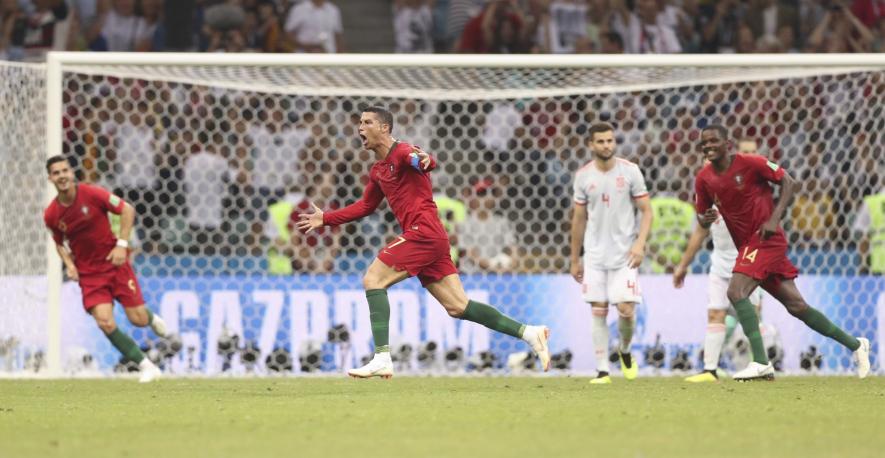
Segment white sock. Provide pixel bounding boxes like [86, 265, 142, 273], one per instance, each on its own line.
[617, 316, 634, 353]
[703, 323, 727, 371]
[592, 308, 610, 373]
[374, 351, 392, 363]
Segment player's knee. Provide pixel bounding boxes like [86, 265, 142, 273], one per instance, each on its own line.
[445, 301, 467, 318]
[726, 285, 747, 304]
[95, 318, 117, 334]
[362, 274, 381, 290]
[128, 313, 149, 327]
[785, 299, 809, 317]
[616, 306, 635, 319]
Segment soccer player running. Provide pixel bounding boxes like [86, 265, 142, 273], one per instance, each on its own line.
[569, 122, 653, 384]
[673, 205, 764, 382]
[44, 156, 167, 383]
[297, 107, 550, 378]
[693, 125, 870, 381]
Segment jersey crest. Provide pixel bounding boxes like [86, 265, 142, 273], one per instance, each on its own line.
[616, 176, 625, 188]
[81, 205, 89, 215]
[58, 221, 67, 232]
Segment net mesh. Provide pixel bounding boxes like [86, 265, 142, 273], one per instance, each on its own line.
[0, 62, 49, 373]
[4, 61, 884, 376]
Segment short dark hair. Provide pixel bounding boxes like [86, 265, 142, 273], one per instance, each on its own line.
[588, 122, 615, 141]
[603, 32, 623, 51]
[46, 155, 70, 173]
[362, 106, 394, 134]
[702, 124, 729, 139]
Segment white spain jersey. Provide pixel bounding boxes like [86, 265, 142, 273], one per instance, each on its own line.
[709, 208, 739, 278]
[573, 158, 649, 270]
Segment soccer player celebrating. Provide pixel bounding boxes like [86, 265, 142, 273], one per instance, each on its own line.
[673, 205, 764, 382]
[693, 125, 870, 381]
[43, 156, 166, 383]
[569, 122, 653, 384]
[296, 106, 550, 378]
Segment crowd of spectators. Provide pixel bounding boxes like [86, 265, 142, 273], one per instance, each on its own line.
[2, 0, 884, 61]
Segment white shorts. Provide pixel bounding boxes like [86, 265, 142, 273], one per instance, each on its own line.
[708, 274, 764, 311]
[582, 265, 641, 304]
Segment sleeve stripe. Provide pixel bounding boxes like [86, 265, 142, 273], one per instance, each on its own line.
[574, 200, 587, 206]
[631, 193, 649, 199]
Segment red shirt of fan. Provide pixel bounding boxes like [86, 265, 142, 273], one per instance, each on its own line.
[43, 183, 126, 276]
[694, 153, 787, 249]
[323, 141, 448, 241]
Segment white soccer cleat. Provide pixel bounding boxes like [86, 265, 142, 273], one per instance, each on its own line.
[854, 337, 871, 379]
[523, 325, 551, 372]
[733, 361, 775, 382]
[347, 353, 394, 379]
[150, 314, 168, 338]
[138, 359, 162, 383]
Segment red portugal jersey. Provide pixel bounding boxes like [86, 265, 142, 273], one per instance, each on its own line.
[43, 183, 126, 276]
[694, 153, 787, 248]
[323, 141, 448, 240]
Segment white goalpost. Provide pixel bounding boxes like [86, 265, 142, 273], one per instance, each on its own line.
[1, 52, 881, 377]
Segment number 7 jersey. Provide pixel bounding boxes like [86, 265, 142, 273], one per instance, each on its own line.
[572, 158, 649, 270]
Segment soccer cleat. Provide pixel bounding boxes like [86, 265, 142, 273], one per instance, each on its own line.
[685, 371, 719, 383]
[619, 352, 638, 381]
[522, 325, 551, 371]
[347, 353, 394, 379]
[590, 372, 612, 384]
[854, 337, 871, 379]
[732, 361, 775, 382]
[138, 359, 162, 383]
[150, 314, 168, 338]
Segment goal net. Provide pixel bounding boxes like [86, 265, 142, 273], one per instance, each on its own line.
[2, 54, 882, 377]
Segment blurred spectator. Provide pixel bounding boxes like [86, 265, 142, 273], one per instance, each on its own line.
[394, 0, 434, 53]
[284, 0, 344, 53]
[250, 0, 282, 52]
[65, 0, 98, 51]
[745, 0, 797, 44]
[246, 108, 310, 200]
[599, 30, 624, 52]
[457, 178, 518, 273]
[874, 17, 885, 50]
[806, 4, 874, 51]
[457, 0, 528, 53]
[13, 0, 69, 61]
[0, 0, 23, 60]
[445, 0, 484, 50]
[87, 0, 154, 51]
[203, 0, 247, 52]
[611, 0, 682, 53]
[183, 135, 237, 255]
[789, 178, 836, 245]
[698, 0, 745, 53]
[852, 186, 885, 275]
[161, 0, 198, 51]
[735, 22, 756, 53]
[546, 0, 588, 54]
[851, 0, 885, 28]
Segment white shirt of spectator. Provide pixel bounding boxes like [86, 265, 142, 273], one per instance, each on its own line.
[102, 10, 155, 51]
[247, 124, 310, 192]
[457, 212, 517, 274]
[284, 1, 343, 53]
[547, 1, 588, 54]
[709, 207, 740, 278]
[482, 102, 520, 152]
[394, 4, 433, 53]
[103, 120, 157, 189]
[183, 151, 233, 229]
[573, 158, 649, 270]
[614, 11, 682, 54]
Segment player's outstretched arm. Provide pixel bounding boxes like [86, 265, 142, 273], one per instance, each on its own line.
[673, 223, 711, 288]
[629, 195, 653, 269]
[409, 146, 436, 172]
[761, 169, 797, 240]
[569, 203, 588, 283]
[315, 179, 385, 228]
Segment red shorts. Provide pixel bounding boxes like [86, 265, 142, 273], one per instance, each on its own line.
[377, 235, 458, 287]
[732, 235, 799, 290]
[79, 263, 146, 311]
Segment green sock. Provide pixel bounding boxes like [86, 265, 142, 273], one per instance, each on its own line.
[461, 300, 525, 339]
[724, 315, 738, 342]
[106, 328, 145, 363]
[796, 307, 860, 351]
[366, 289, 390, 353]
[732, 298, 769, 365]
[146, 308, 154, 326]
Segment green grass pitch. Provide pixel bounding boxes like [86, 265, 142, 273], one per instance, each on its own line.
[2, 376, 883, 458]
